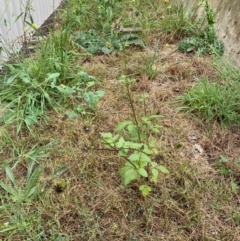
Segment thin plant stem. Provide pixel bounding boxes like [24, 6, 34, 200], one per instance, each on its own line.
[126, 83, 142, 143]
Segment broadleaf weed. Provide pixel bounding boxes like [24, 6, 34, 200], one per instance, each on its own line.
[100, 76, 169, 197]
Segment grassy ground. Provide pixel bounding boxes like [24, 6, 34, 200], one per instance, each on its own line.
[0, 0, 240, 240]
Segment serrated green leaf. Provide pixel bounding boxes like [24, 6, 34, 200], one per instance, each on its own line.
[119, 162, 133, 175]
[128, 152, 151, 165]
[24, 115, 38, 126]
[122, 168, 139, 186]
[125, 141, 143, 149]
[112, 134, 119, 142]
[139, 185, 152, 197]
[127, 124, 138, 137]
[150, 176, 158, 183]
[139, 153, 151, 163]
[115, 137, 125, 148]
[119, 148, 128, 157]
[143, 145, 153, 155]
[115, 120, 132, 132]
[65, 111, 79, 119]
[129, 152, 141, 162]
[152, 168, 159, 178]
[158, 165, 170, 174]
[56, 85, 76, 94]
[137, 168, 148, 177]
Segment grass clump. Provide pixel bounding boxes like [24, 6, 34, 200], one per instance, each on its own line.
[176, 77, 240, 126]
[160, 2, 200, 40]
[177, 57, 240, 127]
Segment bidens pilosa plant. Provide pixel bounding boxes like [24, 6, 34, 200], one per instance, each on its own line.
[101, 76, 169, 197]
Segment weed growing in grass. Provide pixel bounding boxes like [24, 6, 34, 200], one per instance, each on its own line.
[140, 40, 159, 80]
[101, 76, 169, 197]
[0, 61, 104, 133]
[66, 0, 123, 32]
[178, 0, 224, 56]
[73, 29, 145, 55]
[160, 2, 200, 40]
[0, 138, 68, 238]
[216, 155, 239, 192]
[0, 162, 42, 203]
[70, 0, 144, 55]
[0, 2, 106, 134]
[176, 77, 240, 127]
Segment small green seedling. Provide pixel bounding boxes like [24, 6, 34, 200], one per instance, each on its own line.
[216, 155, 239, 192]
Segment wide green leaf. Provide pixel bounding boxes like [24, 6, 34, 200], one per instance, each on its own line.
[115, 137, 125, 148]
[137, 168, 148, 177]
[139, 153, 151, 163]
[151, 168, 159, 178]
[127, 124, 138, 138]
[83, 91, 95, 106]
[125, 141, 143, 149]
[115, 120, 132, 132]
[129, 152, 141, 162]
[119, 148, 128, 157]
[123, 168, 139, 186]
[119, 164, 132, 177]
[128, 152, 150, 167]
